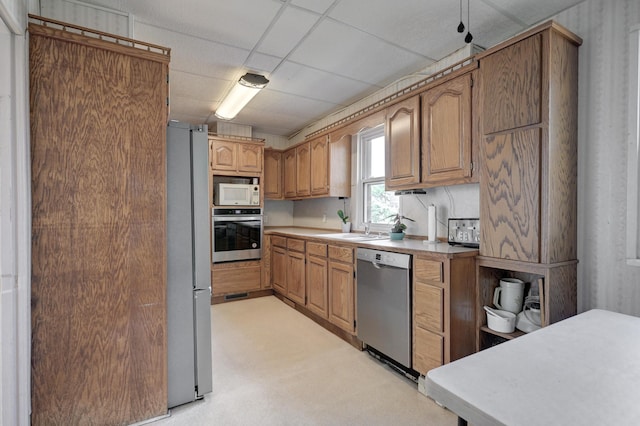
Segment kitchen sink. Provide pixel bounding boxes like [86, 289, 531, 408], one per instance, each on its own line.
[319, 233, 388, 242]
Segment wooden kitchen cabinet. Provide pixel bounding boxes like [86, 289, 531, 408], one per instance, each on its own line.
[478, 22, 581, 265]
[296, 142, 311, 197]
[282, 134, 351, 200]
[328, 245, 355, 334]
[264, 148, 283, 199]
[271, 244, 287, 295]
[283, 148, 297, 198]
[306, 242, 329, 319]
[262, 234, 272, 289]
[310, 136, 329, 195]
[209, 136, 264, 176]
[270, 236, 306, 304]
[212, 260, 262, 296]
[385, 95, 421, 190]
[421, 72, 474, 186]
[475, 21, 581, 349]
[412, 254, 476, 377]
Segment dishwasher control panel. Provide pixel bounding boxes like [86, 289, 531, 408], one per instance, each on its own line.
[357, 248, 412, 269]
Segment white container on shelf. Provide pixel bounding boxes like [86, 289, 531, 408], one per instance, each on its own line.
[484, 306, 516, 333]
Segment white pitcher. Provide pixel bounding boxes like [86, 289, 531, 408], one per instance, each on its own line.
[493, 278, 525, 314]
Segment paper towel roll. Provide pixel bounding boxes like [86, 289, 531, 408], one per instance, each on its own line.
[427, 205, 437, 242]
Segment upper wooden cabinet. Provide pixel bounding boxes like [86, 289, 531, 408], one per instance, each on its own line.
[264, 148, 283, 200]
[209, 136, 263, 176]
[385, 95, 421, 190]
[421, 72, 474, 185]
[310, 136, 329, 195]
[282, 134, 351, 200]
[283, 148, 297, 198]
[296, 142, 311, 197]
[478, 22, 581, 264]
[481, 34, 542, 135]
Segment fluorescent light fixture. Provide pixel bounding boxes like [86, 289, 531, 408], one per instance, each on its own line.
[214, 73, 269, 120]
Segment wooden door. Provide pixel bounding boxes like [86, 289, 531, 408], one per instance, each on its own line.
[271, 245, 287, 295]
[238, 143, 263, 173]
[306, 254, 329, 319]
[283, 148, 297, 198]
[481, 33, 542, 134]
[29, 22, 168, 425]
[287, 250, 306, 305]
[385, 95, 421, 189]
[310, 136, 329, 195]
[296, 142, 311, 197]
[421, 73, 472, 184]
[480, 128, 541, 262]
[328, 260, 355, 333]
[210, 139, 237, 171]
[264, 149, 283, 199]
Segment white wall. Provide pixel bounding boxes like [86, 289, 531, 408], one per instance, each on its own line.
[554, 0, 640, 316]
[0, 0, 30, 424]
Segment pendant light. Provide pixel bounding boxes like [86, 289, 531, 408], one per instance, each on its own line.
[457, 0, 465, 33]
[464, 0, 473, 43]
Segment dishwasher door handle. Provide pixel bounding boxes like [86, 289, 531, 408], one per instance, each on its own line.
[372, 261, 384, 270]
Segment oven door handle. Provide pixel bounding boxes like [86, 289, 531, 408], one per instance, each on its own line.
[212, 216, 262, 222]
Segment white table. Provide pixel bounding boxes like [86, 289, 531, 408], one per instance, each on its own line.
[426, 309, 640, 426]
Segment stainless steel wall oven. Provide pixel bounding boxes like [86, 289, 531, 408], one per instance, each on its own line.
[212, 208, 262, 263]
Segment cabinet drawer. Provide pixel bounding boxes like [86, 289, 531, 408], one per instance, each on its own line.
[212, 261, 261, 295]
[287, 238, 305, 253]
[329, 245, 353, 263]
[413, 327, 444, 375]
[271, 235, 287, 248]
[414, 282, 444, 332]
[307, 242, 327, 257]
[414, 258, 443, 283]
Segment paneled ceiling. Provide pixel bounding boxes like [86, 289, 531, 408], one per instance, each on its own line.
[74, 0, 584, 137]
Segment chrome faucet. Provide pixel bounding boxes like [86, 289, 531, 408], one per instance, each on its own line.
[364, 221, 371, 236]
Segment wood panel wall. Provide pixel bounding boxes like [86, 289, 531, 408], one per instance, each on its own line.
[29, 22, 169, 425]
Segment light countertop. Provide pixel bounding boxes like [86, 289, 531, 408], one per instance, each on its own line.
[265, 227, 478, 257]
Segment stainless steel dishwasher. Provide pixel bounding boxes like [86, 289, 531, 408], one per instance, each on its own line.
[357, 248, 413, 376]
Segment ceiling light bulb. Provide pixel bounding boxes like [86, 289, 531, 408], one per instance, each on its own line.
[215, 73, 269, 120]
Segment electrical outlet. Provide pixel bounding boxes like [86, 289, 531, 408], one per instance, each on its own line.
[264, 214, 268, 224]
[322, 214, 327, 223]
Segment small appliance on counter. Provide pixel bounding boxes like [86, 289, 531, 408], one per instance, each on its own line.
[447, 218, 480, 248]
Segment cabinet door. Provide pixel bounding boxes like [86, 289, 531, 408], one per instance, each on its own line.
[421, 73, 472, 184]
[414, 282, 444, 333]
[307, 254, 328, 319]
[480, 128, 541, 263]
[385, 95, 421, 189]
[262, 235, 272, 289]
[328, 260, 355, 333]
[210, 139, 237, 171]
[481, 33, 542, 134]
[287, 250, 306, 305]
[238, 143, 263, 173]
[212, 260, 261, 295]
[283, 148, 297, 198]
[264, 149, 283, 199]
[413, 327, 444, 375]
[271, 245, 287, 295]
[310, 136, 329, 195]
[296, 142, 311, 197]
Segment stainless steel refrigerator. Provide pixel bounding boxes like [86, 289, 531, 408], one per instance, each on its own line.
[166, 121, 213, 408]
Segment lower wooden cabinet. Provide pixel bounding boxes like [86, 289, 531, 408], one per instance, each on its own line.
[271, 245, 287, 294]
[287, 248, 306, 304]
[412, 254, 477, 376]
[306, 242, 329, 319]
[212, 260, 262, 296]
[270, 236, 306, 305]
[328, 246, 355, 333]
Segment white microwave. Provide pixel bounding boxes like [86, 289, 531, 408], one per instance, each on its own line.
[214, 183, 260, 206]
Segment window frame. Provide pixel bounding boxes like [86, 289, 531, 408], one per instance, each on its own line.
[627, 24, 640, 266]
[355, 124, 399, 232]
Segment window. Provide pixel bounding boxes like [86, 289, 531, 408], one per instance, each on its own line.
[627, 24, 640, 266]
[357, 125, 399, 229]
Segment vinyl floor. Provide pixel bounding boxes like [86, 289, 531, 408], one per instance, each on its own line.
[152, 296, 456, 426]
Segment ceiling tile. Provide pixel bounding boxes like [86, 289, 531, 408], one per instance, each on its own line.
[257, 6, 319, 57]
